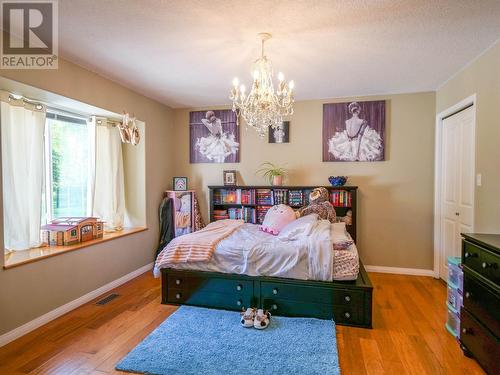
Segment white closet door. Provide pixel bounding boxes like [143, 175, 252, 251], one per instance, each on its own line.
[439, 106, 475, 280]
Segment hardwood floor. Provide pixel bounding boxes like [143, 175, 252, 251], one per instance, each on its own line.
[0, 272, 485, 374]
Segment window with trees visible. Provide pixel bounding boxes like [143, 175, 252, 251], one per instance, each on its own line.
[44, 113, 91, 222]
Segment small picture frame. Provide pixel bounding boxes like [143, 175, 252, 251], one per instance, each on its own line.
[223, 170, 237, 186]
[268, 121, 290, 143]
[173, 177, 188, 191]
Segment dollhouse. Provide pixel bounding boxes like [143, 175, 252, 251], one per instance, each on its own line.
[41, 217, 105, 246]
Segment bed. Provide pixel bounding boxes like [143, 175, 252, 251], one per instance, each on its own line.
[157, 222, 360, 282]
[156, 216, 373, 328]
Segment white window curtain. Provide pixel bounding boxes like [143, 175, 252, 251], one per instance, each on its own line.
[90, 117, 125, 231]
[0, 92, 46, 251]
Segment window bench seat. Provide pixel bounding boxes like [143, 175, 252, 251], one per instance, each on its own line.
[3, 227, 147, 269]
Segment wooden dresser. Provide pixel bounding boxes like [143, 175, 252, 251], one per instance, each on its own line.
[460, 233, 500, 375]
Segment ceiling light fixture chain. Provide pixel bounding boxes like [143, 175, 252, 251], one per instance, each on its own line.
[229, 33, 295, 137]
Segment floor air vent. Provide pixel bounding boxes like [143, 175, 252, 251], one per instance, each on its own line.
[96, 293, 119, 305]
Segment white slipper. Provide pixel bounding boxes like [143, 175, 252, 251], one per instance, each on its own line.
[254, 309, 271, 330]
[240, 308, 256, 328]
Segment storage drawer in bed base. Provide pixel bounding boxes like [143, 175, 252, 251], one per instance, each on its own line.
[161, 264, 373, 329]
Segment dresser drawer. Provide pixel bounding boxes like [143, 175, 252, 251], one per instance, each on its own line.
[463, 241, 500, 285]
[463, 241, 483, 275]
[262, 298, 334, 319]
[463, 271, 500, 337]
[461, 309, 500, 375]
[261, 282, 363, 307]
[167, 289, 253, 311]
[167, 273, 253, 296]
[480, 248, 500, 285]
[261, 282, 334, 304]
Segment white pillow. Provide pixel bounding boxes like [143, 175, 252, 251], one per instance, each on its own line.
[332, 222, 351, 243]
[278, 213, 319, 241]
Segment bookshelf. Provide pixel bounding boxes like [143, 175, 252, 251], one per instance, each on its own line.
[208, 185, 358, 241]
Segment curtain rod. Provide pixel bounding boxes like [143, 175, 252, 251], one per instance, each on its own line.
[7, 92, 122, 125]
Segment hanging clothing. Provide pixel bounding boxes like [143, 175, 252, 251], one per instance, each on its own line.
[157, 197, 175, 256]
[0, 92, 46, 251]
[193, 194, 205, 231]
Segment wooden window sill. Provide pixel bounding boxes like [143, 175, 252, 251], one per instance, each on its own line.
[3, 227, 148, 269]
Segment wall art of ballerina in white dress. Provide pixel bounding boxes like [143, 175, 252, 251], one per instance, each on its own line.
[189, 110, 240, 163]
[323, 101, 385, 162]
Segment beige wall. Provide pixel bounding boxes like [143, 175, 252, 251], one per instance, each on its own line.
[0, 59, 174, 335]
[173, 92, 436, 270]
[436, 41, 500, 233]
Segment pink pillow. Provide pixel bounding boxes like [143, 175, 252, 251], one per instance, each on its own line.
[261, 204, 296, 235]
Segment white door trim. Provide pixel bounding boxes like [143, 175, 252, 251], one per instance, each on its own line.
[434, 94, 476, 279]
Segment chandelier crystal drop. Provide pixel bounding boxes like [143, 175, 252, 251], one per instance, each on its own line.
[229, 33, 295, 137]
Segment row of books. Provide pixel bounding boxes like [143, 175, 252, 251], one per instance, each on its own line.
[213, 189, 255, 205]
[256, 205, 272, 224]
[273, 189, 288, 205]
[213, 207, 257, 223]
[213, 209, 229, 220]
[289, 189, 304, 207]
[228, 207, 256, 223]
[212, 188, 352, 208]
[255, 189, 273, 205]
[330, 190, 352, 207]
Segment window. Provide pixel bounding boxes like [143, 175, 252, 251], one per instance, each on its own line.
[44, 113, 91, 222]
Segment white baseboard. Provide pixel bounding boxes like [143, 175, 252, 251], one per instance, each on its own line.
[0, 262, 154, 348]
[364, 265, 435, 277]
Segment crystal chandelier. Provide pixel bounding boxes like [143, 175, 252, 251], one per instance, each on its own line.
[230, 33, 295, 137]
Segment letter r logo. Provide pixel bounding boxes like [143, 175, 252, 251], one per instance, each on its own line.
[2, 2, 53, 54]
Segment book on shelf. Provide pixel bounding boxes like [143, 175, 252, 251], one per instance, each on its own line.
[213, 188, 255, 205]
[303, 189, 313, 205]
[256, 205, 272, 224]
[227, 207, 256, 223]
[273, 189, 288, 205]
[256, 189, 274, 205]
[330, 190, 352, 207]
[288, 189, 304, 207]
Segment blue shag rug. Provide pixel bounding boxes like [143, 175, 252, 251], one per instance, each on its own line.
[116, 306, 340, 375]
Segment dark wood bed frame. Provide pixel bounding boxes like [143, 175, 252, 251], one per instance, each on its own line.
[160, 185, 373, 328]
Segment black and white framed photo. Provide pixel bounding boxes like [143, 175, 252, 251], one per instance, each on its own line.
[173, 177, 188, 191]
[268, 121, 290, 143]
[223, 170, 237, 186]
[323, 100, 385, 161]
[189, 110, 240, 163]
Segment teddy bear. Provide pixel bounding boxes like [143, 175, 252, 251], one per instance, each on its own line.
[296, 187, 337, 223]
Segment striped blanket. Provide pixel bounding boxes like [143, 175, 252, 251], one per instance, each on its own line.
[154, 219, 244, 273]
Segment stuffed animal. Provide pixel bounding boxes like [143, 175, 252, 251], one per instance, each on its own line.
[340, 209, 353, 226]
[261, 204, 296, 235]
[296, 187, 337, 223]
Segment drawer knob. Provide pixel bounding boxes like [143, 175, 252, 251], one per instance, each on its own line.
[175, 279, 181, 285]
[344, 312, 351, 319]
[344, 295, 351, 302]
[481, 262, 497, 269]
[462, 327, 472, 335]
[465, 291, 472, 299]
[271, 304, 278, 310]
[272, 288, 279, 295]
[175, 293, 181, 300]
[236, 284, 242, 291]
[465, 252, 478, 258]
[236, 299, 242, 306]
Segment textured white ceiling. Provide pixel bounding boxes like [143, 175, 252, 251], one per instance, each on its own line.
[59, 0, 500, 108]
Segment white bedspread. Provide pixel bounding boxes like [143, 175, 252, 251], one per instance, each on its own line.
[154, 220, 359, 281]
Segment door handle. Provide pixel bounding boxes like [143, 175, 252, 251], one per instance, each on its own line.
[455, 212, 460, 216]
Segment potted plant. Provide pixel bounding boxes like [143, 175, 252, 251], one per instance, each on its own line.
[256, 162, 288, 186]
